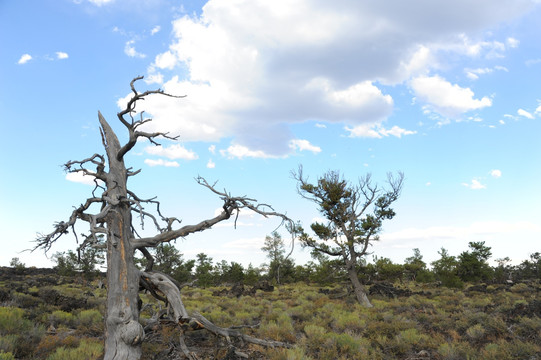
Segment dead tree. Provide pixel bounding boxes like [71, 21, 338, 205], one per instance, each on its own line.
[35, 77, 293, 359]
[292, 166, 403, 307]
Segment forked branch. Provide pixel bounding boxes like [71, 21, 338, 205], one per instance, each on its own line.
[116, 76, 185, 161]
[131, 177, 293, 249]
[140, 270, 293, 353]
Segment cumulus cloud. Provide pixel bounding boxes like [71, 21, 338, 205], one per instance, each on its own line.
[220, 144, 277, 159]
[346, 123, 416, 138]
[17, 54, 32, 64]
[465, 66, 507, 80]
[207, 159, 216, 168]
[125, 40, 146, 58]
[88, 0, 114, 6]
[490, 169, 502, 178]
[517, 108, 534, 119]
[135, 0, 529, 155]
[145, 144, 198, 160]
[506, 37, 520, 48]
[289, 139, 321, 154]
[462, 179, 486, 190]
[56, 52, 69, 59]
[65, 172, 103, 185]
[144, 159, 180, 167]
[411, 75, 492, 118]
[151, 26, 161, 35]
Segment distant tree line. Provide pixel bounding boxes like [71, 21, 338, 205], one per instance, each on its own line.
[48, 239, 540, 288]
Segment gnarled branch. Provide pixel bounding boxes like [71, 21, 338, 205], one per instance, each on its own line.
[131, 177, 293, 249]
[116, 76, 185, 161]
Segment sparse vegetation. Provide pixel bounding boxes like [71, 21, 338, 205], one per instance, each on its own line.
[1, 256, 539, 359]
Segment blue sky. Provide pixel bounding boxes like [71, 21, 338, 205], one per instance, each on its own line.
[1, 0, 540, 269]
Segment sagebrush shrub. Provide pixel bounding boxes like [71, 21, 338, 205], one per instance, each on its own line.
[45, 339, 103, 360]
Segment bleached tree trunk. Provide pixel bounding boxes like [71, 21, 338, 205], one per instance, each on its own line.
[35, 78, 294, 359]
[99, 113, 145, 359]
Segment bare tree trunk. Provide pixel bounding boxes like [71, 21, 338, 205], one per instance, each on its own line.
[100, 113, 145, 359]
[104, 211, 144, 359]
[35, 80, 295, 359]
[347, 267, 373, 307]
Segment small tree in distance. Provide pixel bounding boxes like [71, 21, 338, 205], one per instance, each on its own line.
[33, 77, 292, 359]
[261, 231, 286, 284]
[293, 166, 404, 307]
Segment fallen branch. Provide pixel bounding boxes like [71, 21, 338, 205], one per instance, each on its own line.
[140, 270, 294, 355]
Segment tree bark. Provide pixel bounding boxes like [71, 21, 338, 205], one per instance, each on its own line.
[35, 81, 294, 359]
[347, 267, 373, 308]
[100, 112, 145, 359]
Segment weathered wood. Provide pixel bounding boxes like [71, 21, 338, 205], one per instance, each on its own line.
[141, 271, 189, 321]
[142, 271, 294, 350]
[35, 78, 293, 359]
[100, 112, 145, 359]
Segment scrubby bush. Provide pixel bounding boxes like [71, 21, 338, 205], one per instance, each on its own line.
[0, 352, 15, 360]
[45, 339, 103, 360]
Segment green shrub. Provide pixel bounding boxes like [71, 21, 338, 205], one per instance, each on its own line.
[465, 323, 486, 343]
[0, 352, 15, 360]
[34, 334, 80, 359]
[0, 307, 32, 334]
[76, 309, 103, 333]
[514, 316, 541, 344]
[265, 346, 314, 360]
[48, 310, 75, 328]
[510, 283, 531, 294]
[13, 324, 45, 359]
[0, 335, 17, 354]
[331, 311, 366, 333]
[46, 339, 103, 360]
[259, 313, 296, 342]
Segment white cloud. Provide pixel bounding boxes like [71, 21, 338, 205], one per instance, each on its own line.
[289, 139, 321, 154]
[154, 51, 177, 70]
[220, 144, 277, 159]
[65, 172, 103, 185]
[151, 26, 161, 35]
[137, 0, 529, 156]
[517, 108, 534, 119]
[462, 179, 486, 190]
[144, 72, 163, 85]
[207, 159, 216, 168]
[506, 37, 520, 48]
[125, 40, 146, 58]
[490, 169, 502, 178]
[379, 125, 417, 138]
[88, 0, 114, 6]
[17, 54, 32, 64]
[145, 144, 198, 160]
[346, 123, 416, 138]
[56, 52, 69, 60]
[345, 123, 382, 138]
[411, 75, 492, 118]
[464, 66, 507, 80]
[144, 159, 180, 167]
